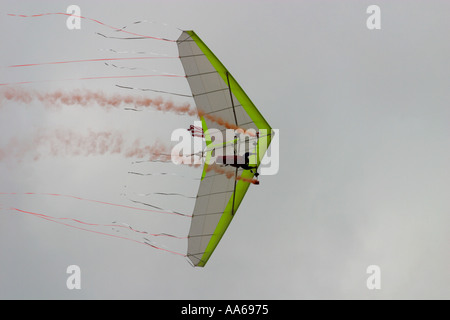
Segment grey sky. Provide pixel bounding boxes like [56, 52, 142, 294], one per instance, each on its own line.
[0, 0, 449, 299]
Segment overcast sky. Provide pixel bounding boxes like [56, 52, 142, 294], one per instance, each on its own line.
[0, 0, 449, 299]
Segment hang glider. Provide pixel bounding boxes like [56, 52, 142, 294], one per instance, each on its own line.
[177, 31, 272, 267]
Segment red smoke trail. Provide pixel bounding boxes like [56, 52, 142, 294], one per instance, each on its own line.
[1, 129, 175, 165]
[9, 207, 187, 256]
[205, 164, 259, 185]
[175, 157, 259, 185]
[0, 88, 247, 132]
[7, 12, 176, 42]
[0, 128, 173, 163]
[0, 87, 256, 135]
[0, 87, 190, 111]
[0, 128, 256, 183]
[0, 192, 192, 218]
[197, 111, 239, 132]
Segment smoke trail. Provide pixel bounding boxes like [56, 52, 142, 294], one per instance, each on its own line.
[0, 126, 258, 183]
[174, 156, 259, 185]
[0, 87, 256, 135]
[195, 110, 256, 137]
[0, 87, 190, 112]
[0, 128, 171, 162]
[205, 164, 259, 184]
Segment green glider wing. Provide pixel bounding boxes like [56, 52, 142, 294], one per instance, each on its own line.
[177, 31, 272, 267]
